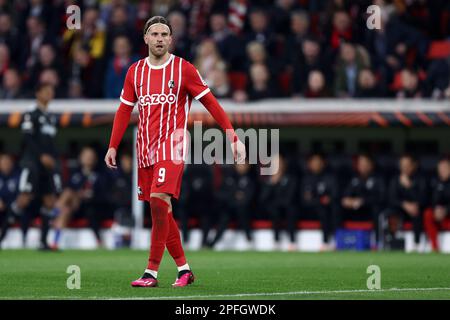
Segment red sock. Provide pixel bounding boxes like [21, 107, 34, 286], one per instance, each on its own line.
[423, 208, 439, 251]
[166, 211, 187, 267]
[147, 197, 170, 271]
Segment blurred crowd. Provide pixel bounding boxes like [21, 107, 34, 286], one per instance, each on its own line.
[1, 144, 449, 251]
[0, 0, 450, 101]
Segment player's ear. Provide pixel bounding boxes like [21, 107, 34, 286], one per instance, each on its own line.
[143, 34, 149, 45]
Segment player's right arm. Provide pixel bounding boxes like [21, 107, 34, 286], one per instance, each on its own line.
[105, 63, 137, 169]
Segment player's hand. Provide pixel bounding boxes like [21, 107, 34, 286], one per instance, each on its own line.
[231, 139, 246, 164]
[105, 147, 118, 169]
[40, 154, 55, 169]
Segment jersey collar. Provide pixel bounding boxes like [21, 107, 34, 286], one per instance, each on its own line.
[146, 54, 174, 69]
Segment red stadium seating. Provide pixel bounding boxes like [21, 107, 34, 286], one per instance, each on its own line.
[427, 40, 450, 59]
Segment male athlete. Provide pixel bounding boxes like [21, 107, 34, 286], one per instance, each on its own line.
[0, 83, 61, 250]
[104, 16, 246, 288]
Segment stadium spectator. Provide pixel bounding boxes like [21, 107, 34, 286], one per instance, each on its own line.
[395, 68, 423, 99]
[38, 68, 66, 98]
[424, 59, 450, 100]
[193, 39, 228, 97]
[355, 68, 383, 98]
[339, 154, 385, 246]
[424, 157, 450, 252]
[244, 8, 278, 59]
[207, 162, 256, 248]
[328, 10, 355, 50]
[168, 10, 192, 61]
[304, 70, 331, 98]
[246, 62, 278, 101]
[0, 13, 20, 64]
[272, 0, 304, 35]
[104, 36, 137, 98]
[284, 10, 310, 66]
[291, 37, 331, 97]
[0, 41, 10, 80]
[0, 68, 27, 99]
[27, 44, 64, 90]
[104, 5, 138, 59]
[259, 154, 298, 251]
[383, 154, 427, 251]
[63, 7, 105, 97]
[20, 16, 53, 72]
[298, 153, 337, 251]
[52, 146, 109, 249]
[0, 153, 20, 246]
[334, 42, 371, 97]
[208, 11, 244, 71]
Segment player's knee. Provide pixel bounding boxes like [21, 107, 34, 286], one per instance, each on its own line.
[150, 196, 170, 221]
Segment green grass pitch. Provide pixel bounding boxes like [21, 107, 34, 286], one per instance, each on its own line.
[0, 249, 449, 300]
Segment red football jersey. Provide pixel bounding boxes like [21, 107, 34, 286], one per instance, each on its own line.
[120, 54, 210, 168]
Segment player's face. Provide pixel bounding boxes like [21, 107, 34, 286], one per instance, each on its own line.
[144, 24, 172, 57]
[36, 85, 54, 106]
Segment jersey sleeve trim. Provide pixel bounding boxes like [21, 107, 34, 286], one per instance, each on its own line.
[120, 96, 135, 107]
[194, 88, 211, 100]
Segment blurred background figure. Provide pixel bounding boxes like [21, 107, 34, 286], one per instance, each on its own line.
[52, 146, 109, 249]
[0, 153, 20, 246]
[207, 161, 256, 249]
[382, 154, 427, 252]
[424, 157, 450, 252]
[181, 163, 214, 248]
[298, 153, 337, 251]
[259, 154, 297, 251]
[338, 154, 385, 248]
[109, 152, 134, 248]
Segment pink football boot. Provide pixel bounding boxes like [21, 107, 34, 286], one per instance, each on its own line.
[131, 276, 158, 287]
[172, 271, 195, 288]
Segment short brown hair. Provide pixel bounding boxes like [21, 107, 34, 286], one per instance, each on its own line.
[143, 16, 172, 35]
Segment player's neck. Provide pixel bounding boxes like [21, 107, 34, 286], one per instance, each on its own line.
[36, 102, 48, 112]
[147, 52, 171, 67]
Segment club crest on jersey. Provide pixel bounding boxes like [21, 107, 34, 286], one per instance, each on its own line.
[139, 93, 176, 106]
[168, 79, 175, 89]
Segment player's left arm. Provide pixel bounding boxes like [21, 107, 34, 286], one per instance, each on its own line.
[184, 62, 246, 162]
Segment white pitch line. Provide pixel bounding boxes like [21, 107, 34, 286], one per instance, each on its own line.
[1, 287, 449, 300]
[112, 287, 450, 300]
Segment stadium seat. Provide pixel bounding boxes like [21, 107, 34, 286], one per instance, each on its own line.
[227, 72, 247, 91]
[427, 40, 450, 59]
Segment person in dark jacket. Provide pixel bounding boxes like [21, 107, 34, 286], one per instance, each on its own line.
[259, 154, 298, 251]
[383, 154, 427, 251]
[424, 157, 450, 252]
[299, 153, 338, 251]
[0, 153, 20, 245]
[339, 154, 385, 246]
[208, 161, 256, 248]
[51, 146, 109, 249]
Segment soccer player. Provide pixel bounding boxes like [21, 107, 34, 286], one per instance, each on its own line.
[0, 83, 61, 250]
[104, 16, 246, 288]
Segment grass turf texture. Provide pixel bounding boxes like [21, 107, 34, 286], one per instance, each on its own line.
[0, 250, 449, 300]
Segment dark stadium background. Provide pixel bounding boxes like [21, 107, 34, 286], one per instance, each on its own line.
[0, 0, 449, 253]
